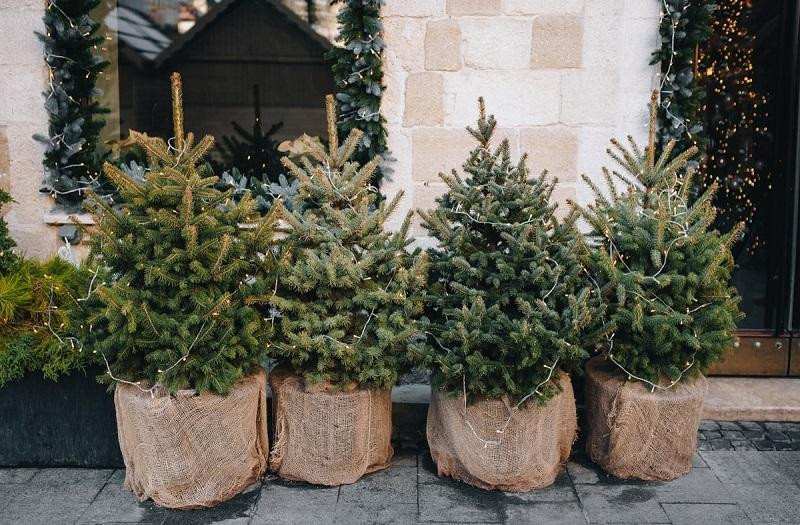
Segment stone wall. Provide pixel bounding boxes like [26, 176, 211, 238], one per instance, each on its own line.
[0, 0, 660, 258]
[380, 0, 661, 242]
[0, 0, 62, 259]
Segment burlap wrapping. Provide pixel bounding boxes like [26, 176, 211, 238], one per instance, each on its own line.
[114, 368, 269, 509]
[585, 356, 708, 481]
[269, 369, 393, 486]
[426, 373, 576, 492]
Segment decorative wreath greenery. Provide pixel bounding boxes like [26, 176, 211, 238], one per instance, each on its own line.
[650, 0, 715, 157]
[35, 0, 111, 210]
[327, 0, 388, 189]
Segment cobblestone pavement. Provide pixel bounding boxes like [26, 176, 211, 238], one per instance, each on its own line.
[698, 421, 800, 451]
[2, 423, 800, 524]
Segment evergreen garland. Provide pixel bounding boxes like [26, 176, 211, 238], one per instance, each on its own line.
[0, 189, 19, 274]
[651, 0, 715, 157]
[82, 74, 281, 394]
[574, 93, 743, 387]
[34, 0, 110, 209]
[418, 99, 608, 405]
[327, 0, 388, 189]
[270, 95, 428, 390]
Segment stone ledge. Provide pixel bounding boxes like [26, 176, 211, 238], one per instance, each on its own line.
[703, 377, 800, 422]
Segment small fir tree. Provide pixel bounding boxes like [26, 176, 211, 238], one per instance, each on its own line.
[0, 189, 19, 274]
[271, 95, 428, 390]
[418, 99, 608, 405]
[573, 92, 743, 386]
[82, 73, 281, 394]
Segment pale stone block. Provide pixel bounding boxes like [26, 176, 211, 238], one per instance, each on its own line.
[383, 0, 445, 17]
[623, 0, 661, 19]
[581, 15, 619, 68]
[443, 70, 560, 127]
[575, 126, 616, 208]
[404, 72, 444, 126]
[560, 70, 618, 125]
[382, 125, 414, 232]
[381, 61, 406, 125]
[425, 20, 462, 72]
[618, 16, 660, 75]
[411, 181, 448, 236]
[447, 0, 501, 16]
[520, 126, 578, 182]
[461, 18, 532, 70]
[503, 0, 583, 15]
[0, 65, 47, 124]
[549, 182, 576, 220]
[412, 128, 475, 184]
[383, 17, 427, 72]
[0, 9, 44, 65]
[531, 16, 583, 69]
[0, 127, 9, 195]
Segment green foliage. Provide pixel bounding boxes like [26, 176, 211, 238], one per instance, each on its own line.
[574, 93, 743, 386]
[0, 257, 99, 387]
[650, 0, 715, 155]
[0, 189, 19, 274]
[418, 99, 608, 406]
[327, 0, 388, 189]
[34, 0, 111, 209]
[81, 73, 281, 395]
[270, 95, 428, 390]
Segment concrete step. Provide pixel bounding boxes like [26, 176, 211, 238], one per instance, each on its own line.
[703, 376, 800, 422]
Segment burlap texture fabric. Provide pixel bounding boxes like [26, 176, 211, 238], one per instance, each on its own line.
[584, 356, 708, 481]
[426, 373, 576, 492]
[114, 368, 269, 509]
[269, 369, 393, 486]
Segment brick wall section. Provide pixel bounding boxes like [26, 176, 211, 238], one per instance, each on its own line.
[381, 0, 661, 242]
[0, 0, 62, 259]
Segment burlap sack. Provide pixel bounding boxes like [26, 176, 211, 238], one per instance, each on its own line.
[426, 373, 576, 492]
[114, 368, 269, 509]
[585, 356, 708, 481]
[269, 369, 393, 486]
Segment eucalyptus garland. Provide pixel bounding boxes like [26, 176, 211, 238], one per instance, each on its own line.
[650, 0, 715, 156]
[34, 0, 110, 209]
[326, 0, 388, 189]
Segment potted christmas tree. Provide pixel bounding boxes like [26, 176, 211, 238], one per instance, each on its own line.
[81, 73, 281, 508]
[418, 99, 607, 491]
[268, 95, 428, 486]
[574, 92, 742, 481]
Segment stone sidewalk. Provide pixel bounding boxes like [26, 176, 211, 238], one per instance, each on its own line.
[2, 429, 800, 524]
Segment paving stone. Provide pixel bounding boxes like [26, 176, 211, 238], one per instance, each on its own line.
[161, 482, 260, 524]
[698, 441, 713, 451]
[786, 430, 800, 441]
[0, 468, 38, 484]
[739, 421, 764, 431]
[503, 471, 576, 503]
[418, 479, 502, 523]
[77, 470, 165, 524]
[699, 421, 721, 431]
[766, 431, 790, 442]
[731, 440, 757, 451]
[753, 439, 777, 451]
[0, 483, 26, 515]
[791, 441, 800, 451]
[334, 502, 418, 524]
[718, 421, 743, 431]
[251, 482, 338, 525]
[2, 469, 114, 525]
[697, 432, 707, 440]
[339, 466, 417, 504]
[418, 452, 442, 485]
[692, 453, 708, 468]
[764, 422, 798, 432]
[650, 467, 734, 504]
[725, 483, 800, 523]
[721, 430, 745, 440]
[700, 451, 794, 484]
[774, 441, 794, 451]
[703, 430, 723, 440]
[765, 451, 800, 483]
[742, 430, 765, 439]
[574, 484, 669, 523]
[505, 501, 587, 524]
[710, 438, 734, 451]
[661, 503, 750, 525]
